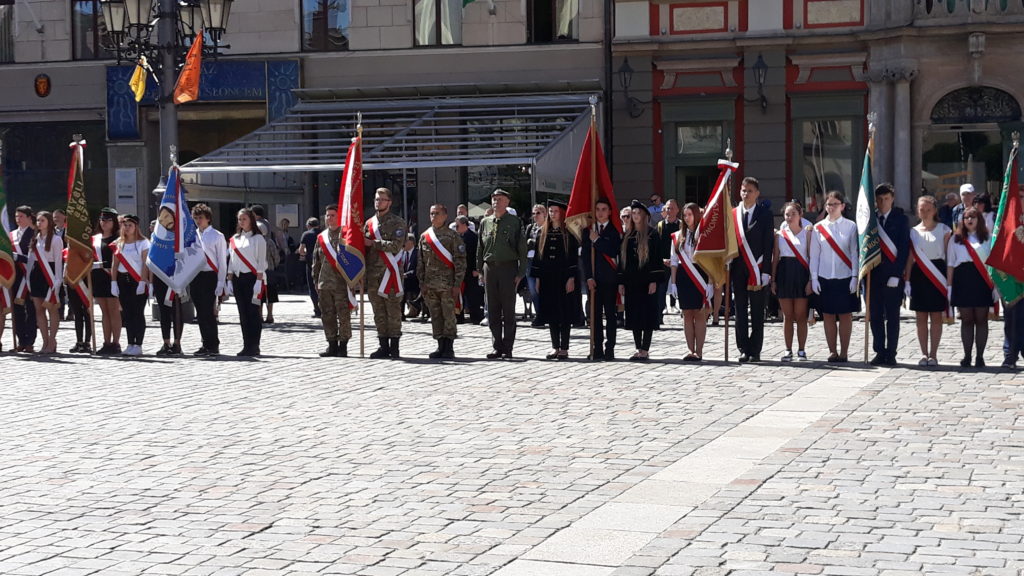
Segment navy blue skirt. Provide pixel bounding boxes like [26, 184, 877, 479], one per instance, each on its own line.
[675, 265, 709, 310]
[952, 263, 994, 308]
[776, 257, 810, 300]
[817, 276, 860, 315]
[909, 259, 948, 312]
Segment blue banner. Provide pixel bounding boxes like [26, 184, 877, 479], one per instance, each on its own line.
[146, 166, 207, 293]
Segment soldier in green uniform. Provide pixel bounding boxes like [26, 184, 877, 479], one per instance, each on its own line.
[312, 204, 351, 357]
[363, 187, 408, 359]
[477, 188, 528, 359]
[418, 204, 467, 359]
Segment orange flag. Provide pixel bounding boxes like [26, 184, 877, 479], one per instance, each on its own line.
[173, 33, 203, 105]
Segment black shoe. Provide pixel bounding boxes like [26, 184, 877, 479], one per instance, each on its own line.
[320, 341, 339, 357]
[486, 351, 502, 360]
[236, 348, 250, 357]
[389, 337, 400, 359]
[193, 347, 211, 357]
[337, 341, 348, 357]
[738, 354, 751, 363]
[883, 356, 897, 366]
[79, 343, 92, 355]
[869, 353, 886, 366]
[530, 320, 544, 328]
[975, 356, 985, 368]
[440, 338, 455, 359]
[170, 343, 183, 355]
[605, 349, 615, 362]
[545, 351, 560, 360]
[96, 343, 112, 355]
[429, 341, 445, 359]
[501, 352, 513, 359]
[960, 356, 972, 367]
[68, 342, 82, 353]
[749, 355, 761, 363]
[156, 344, 173, 356]
[369, 337, 390, 359]
[587, 350, 604, 361]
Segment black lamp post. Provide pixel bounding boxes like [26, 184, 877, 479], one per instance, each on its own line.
[617, 57, 647, 119]
[753, 53, 768, 112]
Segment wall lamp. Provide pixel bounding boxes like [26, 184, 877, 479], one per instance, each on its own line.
[744, 53, 769, 113]
[618, 58, 650, 119]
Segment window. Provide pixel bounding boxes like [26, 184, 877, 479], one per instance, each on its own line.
[302, 0, 349, 51]
[527, 0, 577, 42]
[798, 119, 855, 212]
[414, 0, 462, 46]
[72, 0, 113, 60]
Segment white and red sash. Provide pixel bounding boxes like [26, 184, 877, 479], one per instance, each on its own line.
[780, 227, 809, 269]
[673, 231, 710, 306]
[230, 237, 267, 301]
[114, 244, 143, 283]
[814, 222, 854, 270]
[31, 244, 59, 305]
[92, 234, 105, 269]
[963, 240, 994, 291]
[910, 232, 951, 319]
[10, 230, 29, 300]
[878, 217, 898, 262]
[732, 207, 761, 287]
[367, 216, 404, 296]
[0, 286, 10, 311]
[423, 227, 455, 269]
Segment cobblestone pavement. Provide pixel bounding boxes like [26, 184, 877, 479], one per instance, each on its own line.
[0, 294, 1021, 576]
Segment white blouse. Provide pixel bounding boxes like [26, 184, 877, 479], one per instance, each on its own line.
[810, 217, 859, 279]
[910, 223, 950, 261]
[669, 230, 696, 267]
[776, 225, 811, 260]
[32, 233, 64, 283]
[947, 233, 991, 268]
[198, 225, 229, 284]
[228, 231, 267, 275]
[114, 239, 150, 276]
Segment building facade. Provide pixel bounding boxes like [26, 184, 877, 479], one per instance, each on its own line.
[611, 0, 1024, 213]
[0, 0, 607, 232]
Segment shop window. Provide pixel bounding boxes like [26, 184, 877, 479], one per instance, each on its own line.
[415, 0, 462, 45]
[527, 0, 578, 42]
[302, 0, 349, 51]
[72, 0, 113, 60]
[798, 118, 855, 213]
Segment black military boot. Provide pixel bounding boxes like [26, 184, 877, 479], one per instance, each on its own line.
[337, 340, 348, 358]
[320, 341, 338, 357]
[389, 337, 401, 359]
[428, 339, 444, 359]
[369, 337, 390, 359]
[441, 338, 455, 359]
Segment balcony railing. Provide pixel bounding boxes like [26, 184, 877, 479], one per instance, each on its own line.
[915, 0, 1024, 23]
[0, 6, 13, 64]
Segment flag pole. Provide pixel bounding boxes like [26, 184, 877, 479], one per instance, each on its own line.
[588, 96, 598, 360]
[87, 274, 97, 352]
[357, 113, 366, 359]
[863, 116, 875, 364]
[724, 140, 733, 363]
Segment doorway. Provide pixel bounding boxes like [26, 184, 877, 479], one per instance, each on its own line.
[674, 165, 719, 207]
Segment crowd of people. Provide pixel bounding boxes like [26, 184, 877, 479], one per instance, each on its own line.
[3, 181, 1023, 368]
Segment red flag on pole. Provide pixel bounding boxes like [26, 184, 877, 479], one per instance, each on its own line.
[173, 33, 203, 105]
[336, 135, 366, 285]
[565, 124, 621, 241]
[693, 159, 740, 287]
[987, 151, 1024, 284]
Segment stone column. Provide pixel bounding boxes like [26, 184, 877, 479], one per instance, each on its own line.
[891, 65, 917, 211]
[866, 69, 893, 186]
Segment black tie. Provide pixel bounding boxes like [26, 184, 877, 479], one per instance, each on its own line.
[599, 223, 604, 234]
[879, 214, 886, 228]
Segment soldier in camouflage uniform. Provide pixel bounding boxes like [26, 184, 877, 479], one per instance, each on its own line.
[312, 205, 351, 357]
[417, 204, 467, 359]
[363, 187, 408, 359]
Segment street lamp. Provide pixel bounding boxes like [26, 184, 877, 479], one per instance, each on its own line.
[617, 57, 649, 119]
[98, 0, 233, 196]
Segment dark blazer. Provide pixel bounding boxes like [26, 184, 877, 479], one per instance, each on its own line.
[401, 248, 417, 278]
[14, 227, 35, 267]
[730, 202, 774, 283]
[461, 229, 479, 278]
[875, 206, 910, 279]
[581, 221, 622, 285]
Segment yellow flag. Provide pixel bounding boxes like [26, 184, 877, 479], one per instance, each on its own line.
[129, 61, 146, 102]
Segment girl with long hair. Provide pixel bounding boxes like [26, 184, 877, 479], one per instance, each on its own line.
[619, 200, 664, 361]
[92, 209, 122, 354]
[905, 195, 951, 366]
[531, 200, 579, 359]
[771, 201, 812, 361]
[946, 206, 993, 367]
[525, 203, 546, 326]
[669, 203, 710, 361]
[29, 211, 63, 354]
[809, 191, 859, 363]
[227, 208, 268, 357]
[112, 214, 151, 356]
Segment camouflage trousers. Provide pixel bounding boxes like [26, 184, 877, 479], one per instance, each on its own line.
[423, 287, 457, 339]
[368, 282, 403, 338]
[319, 288, 352, 342]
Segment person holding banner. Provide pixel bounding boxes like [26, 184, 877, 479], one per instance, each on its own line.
[869, 183, 910, 366]
[112, 214, 151, 356]
[946, 206, 993, 368]
[11, 206, 37, 352]
[771, 202, 812, 362]
[418, 204, 467, 360]
[810, 192, 860, 363]
[92, 208, 121, 355]
[312, 204, 353, 358]
[669, 203, 711, 362]
[227, 208, 267, 357]
[732, 177, 775, 363]
[905, 195, 951, 367]
[29, 211, 63, 354]
[582, 198, 622, 361]
[191, 203, 227, 357]
[531, 199, 579, 360]
[620, 200, 664, 361]
[364, 187, 408, 359]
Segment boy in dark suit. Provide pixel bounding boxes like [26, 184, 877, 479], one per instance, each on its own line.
[581, 198, 622, 361]
[731, 177, 775, 362]
[869, 183, 910, 366]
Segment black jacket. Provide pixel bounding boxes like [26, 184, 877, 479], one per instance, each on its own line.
[581, 221, 622, 285]
[730, 202, 774, 282]
[874, 206, 910, 280]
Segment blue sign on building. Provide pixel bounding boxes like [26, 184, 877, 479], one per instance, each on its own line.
[107, 59, 300, 140]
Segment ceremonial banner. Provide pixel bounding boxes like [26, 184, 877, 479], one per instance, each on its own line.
[173, 33, 203, 104]
[987, 142, 1024, 305]
[855, 136, 880, 281]
[64, 139, 94, 285]
[693, 159, 739, 287]
[146, 165, 206, 292]
[337, 135, 366, 285]
[565, 123, 621, 240]
[0, 166, 13, 291]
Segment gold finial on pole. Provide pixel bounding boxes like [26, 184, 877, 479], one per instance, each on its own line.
[725, 138, 733, 162]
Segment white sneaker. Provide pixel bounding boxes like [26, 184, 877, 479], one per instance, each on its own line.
[797, 350, 808, 361]
[125, 345, 142, 356]
[781, 350, 793, 362]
